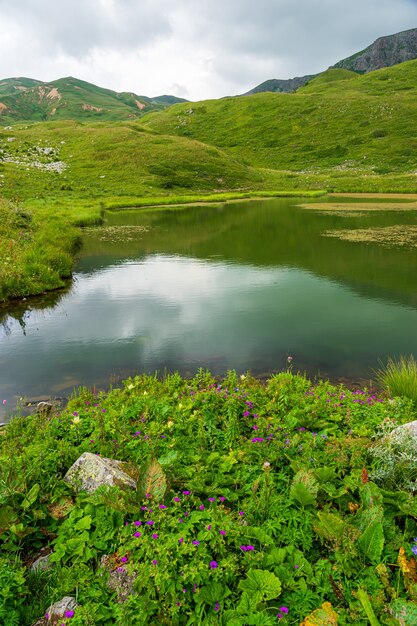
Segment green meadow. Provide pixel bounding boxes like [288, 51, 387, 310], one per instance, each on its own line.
[2, 59, 417, 300]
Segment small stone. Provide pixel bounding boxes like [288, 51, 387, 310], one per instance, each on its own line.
[31, 554, 53, 572]
[64, 452, 137, 493]
[43, 596, 77, 622]
[37, 402, 53, 415]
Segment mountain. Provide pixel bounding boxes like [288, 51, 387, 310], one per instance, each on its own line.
[333, 27, 417, 73]
[0, 76, 187, 124]
[243, 74, 315, 95]
[245, 27, 417, 95]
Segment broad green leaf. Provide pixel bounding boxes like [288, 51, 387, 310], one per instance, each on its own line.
[0, 506, 18, 533]
[238, 569, 281, 602]
[237, 591, 260, 615]
[21, 483, 40, 510]
[157, 450, 178, 466]
[314, 511, 348, 543]
[74, 514, 92, 531]
[357, 520, 384, 564]
[139, 459, 167, 501]
[290, 483, 316, 507]
[360, 482, 383, 509]
[390, 599, 417, 626]
[199, 582, 230, 604]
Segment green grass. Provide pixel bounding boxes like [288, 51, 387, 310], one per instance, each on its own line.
[141, 59, 417, 183]
[375, 355, 417, 403]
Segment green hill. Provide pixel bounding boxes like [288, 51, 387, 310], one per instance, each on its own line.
[140, 59, 417, 183]
[0, 76, 187, 124]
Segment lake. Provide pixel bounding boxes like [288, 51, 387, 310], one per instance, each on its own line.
[1, 196, 417, 419]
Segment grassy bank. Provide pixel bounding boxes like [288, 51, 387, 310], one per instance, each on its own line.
[0, 188, 324, 303]
[1, 369, 417, 624]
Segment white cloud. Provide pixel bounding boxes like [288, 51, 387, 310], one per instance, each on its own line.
[0, 0, 416, 99]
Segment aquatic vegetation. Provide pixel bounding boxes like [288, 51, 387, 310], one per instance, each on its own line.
[0, 369, 416, 623]
[323, 224, 417, 247]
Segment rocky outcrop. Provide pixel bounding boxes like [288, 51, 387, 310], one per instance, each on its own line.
[64, 452, 137, 493]
[244, 74, 315, 95]
[101, 555, 137, 602]
[333, 28, 417, 73]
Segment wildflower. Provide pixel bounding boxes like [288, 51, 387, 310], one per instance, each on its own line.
[208, 497, 216, 502]
[182, 490, 190, 495]
[182, 588, 187, 593]
[141, 506, 148, 511]
[45, 615, 50, 620]
[152, 533, 159, 539]
[134, 521, 142, 526]
[219, 530, 226, 536]
[207, 524, 212, 530]
[279, 607, 289, 614]
[178, 518, 183, 523]
[263, 461, 271, 469]
[243, 411, 251, 417]
[174, 497, 180, 502]
[120, 556, 128, 563]
[214, 601, 220, 612]
[199, 504, 205, 511]
[134, 532, 141, 538]
[238, 511, 244, 516]
[179, 537, 184, 544]
[146, 520, 154, 525]
[209, 561, 218, 569]
[159, 504, 167, 509]
[72, 416, 80, 424]
[64, 610, 75, 618]
[145, 493, 151, 498]
[219, 496, 226, 502]
[412, 545, 417, 556]
[192, 540, 200, 545]
[152, 560, 158, 565]
[287, 356, 293, 363]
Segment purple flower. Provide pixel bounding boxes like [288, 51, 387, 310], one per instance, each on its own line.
[45, 615, 50, 620]
[209, 560, 218, 569]
[207, 524, 212, 530]
[192, 540, 200, 545]
[182, 490, 190, 495]
[152, 559, 158, 565]
[174, 497, 180, 502]
[214, 601, 220, 612]
[279, 607, 289, 614]
[238, 511, 244, 516]
[219, 496, 226, 502]
[146, 520, 154, 525]
[199, 504, 205, 511]
[182, 588, 187, 593]
[134, 532, 141, 538]
[159, 504, 167, 509]
[152, 533, 159, 539]
[412, 545, 417, 556]
[208, 497, 216, 502]
[219, 530, 226, 536]
[134, 520, 142, 526]
[243, 411, 251, 417]
[64, 610, 75, 618]
[178, 537, 184, 544]
[145, 493, 151, 498]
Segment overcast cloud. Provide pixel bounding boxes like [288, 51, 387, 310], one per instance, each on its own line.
[0, 0, 417, 100]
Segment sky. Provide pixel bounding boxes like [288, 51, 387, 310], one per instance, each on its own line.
[0, 0, 417, 101]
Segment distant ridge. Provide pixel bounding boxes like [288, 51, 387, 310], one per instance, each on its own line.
[0, 76, 188, 124]
[245, 27, 417, 95]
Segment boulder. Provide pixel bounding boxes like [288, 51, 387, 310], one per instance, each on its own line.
[64, 452, 137, 493]
[101, 555, 137, 602]
[32, 597, 78, 625]
[392, 420, 417, 438]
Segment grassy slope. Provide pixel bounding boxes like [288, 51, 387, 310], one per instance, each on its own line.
[0, 77, 184, 124]
[0, 121, 300, 301]
[141, 59, 417, 191]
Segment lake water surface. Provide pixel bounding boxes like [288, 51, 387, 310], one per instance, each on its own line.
[1, 196, 417, 419]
